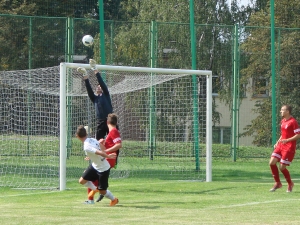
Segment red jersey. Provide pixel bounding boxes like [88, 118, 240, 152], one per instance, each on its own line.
[277, 117, 300, 151]
[105, 128, 121, 168]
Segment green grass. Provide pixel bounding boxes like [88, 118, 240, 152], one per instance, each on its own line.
[2, 159, 300, 225]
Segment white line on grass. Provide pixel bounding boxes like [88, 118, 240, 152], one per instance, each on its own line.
[0, 191, 58, 198]
[209, 199, 300, 209]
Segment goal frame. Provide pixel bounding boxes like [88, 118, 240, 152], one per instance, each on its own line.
[59, 62, 212, 190]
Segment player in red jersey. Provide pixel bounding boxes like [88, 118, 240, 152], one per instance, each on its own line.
[269, 105, 300, 192]
[101, 113, 121, 168]
[96, 113, 122, 202]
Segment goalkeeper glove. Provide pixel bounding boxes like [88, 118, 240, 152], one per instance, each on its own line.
[89, 59, 97, 71]
[77, 67, 88, 80]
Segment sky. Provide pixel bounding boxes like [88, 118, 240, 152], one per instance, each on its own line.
[228, 0, 256, 6]
[240, 0, 255, 5]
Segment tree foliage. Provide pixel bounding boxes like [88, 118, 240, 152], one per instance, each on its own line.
[105, 0, 251, 137]
[240, 0, 300, 146]
[2, 0, 297, 146]
[0, 0, 124, 19]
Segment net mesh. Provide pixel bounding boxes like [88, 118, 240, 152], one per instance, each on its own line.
[0, 65, 208, 189]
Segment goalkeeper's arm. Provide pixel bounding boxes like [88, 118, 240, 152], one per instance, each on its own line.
[96, 73, 110, 95]
[77, 67, 95, 102]
[89, 59, 110, 95]
[84, 79, 96, 102]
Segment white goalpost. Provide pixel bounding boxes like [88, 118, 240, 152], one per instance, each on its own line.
[59, 63, 212, 190]
[0, 63, 212, 190]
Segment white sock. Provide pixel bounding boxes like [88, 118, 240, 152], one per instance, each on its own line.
[84, 181, 97, 190]
[104, 190, 115, 200]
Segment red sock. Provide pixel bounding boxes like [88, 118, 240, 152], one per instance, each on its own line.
[88, 180, 98, 200]
[87, 180, 99, 200]
[93, 180, 99, 188]
[281, 168, 292, 184]
[87, 188, 93, 200]
[270, 165, 280, 183]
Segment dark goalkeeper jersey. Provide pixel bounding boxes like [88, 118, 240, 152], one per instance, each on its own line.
[85, 73, 113, 120]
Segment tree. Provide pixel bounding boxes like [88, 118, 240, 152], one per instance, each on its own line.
[106, 0, 245, 140]
[240, 0, 300, 146]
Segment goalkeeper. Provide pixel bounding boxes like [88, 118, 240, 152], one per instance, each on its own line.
[77, 59, 119, 204]
[78, 59, 113, 140]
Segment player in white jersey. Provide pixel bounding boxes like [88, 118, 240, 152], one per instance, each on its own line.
[76, 125, 119, 206]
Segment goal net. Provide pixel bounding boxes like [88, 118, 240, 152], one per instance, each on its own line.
[0, 63, 212, 190]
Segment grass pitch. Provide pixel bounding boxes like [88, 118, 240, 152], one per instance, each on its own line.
[1, 160, 300, 225]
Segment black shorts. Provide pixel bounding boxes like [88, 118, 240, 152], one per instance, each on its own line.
[82, 164, 110, 190]
[96, 119, 119, 140]
[96, 119, 109, 140]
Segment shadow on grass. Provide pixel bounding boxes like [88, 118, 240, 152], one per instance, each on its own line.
[128, 186, 235, 195]
[116, 205, 160, 209]
[211, 161, 288, 183]
[213, 168, 271, 182]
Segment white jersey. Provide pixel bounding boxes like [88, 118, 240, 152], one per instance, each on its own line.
[83, 138, 110, 172]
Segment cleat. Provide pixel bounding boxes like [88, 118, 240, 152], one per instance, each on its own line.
[287, 182, 294, 193]
[110, 198, 119, 206]
[269, 182, 282, 192]
[88, 189, 99, 198]
[83, 200, 94, 204]
[96, 194, 104, 202]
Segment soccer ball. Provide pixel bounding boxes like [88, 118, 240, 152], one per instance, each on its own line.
[82, 35, 94, 47]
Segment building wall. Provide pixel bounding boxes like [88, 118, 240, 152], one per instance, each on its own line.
[214, 79, 263, 146]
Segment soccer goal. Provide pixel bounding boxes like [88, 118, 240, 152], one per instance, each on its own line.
[0, 63, 212, 190]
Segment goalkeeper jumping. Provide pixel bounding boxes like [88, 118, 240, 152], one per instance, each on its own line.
[77, 59, 120, 204]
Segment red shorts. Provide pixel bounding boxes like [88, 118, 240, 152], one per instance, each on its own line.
[272, 144, 296, 166]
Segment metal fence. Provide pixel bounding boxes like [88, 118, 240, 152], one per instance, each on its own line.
[1, 14, 300, 156]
